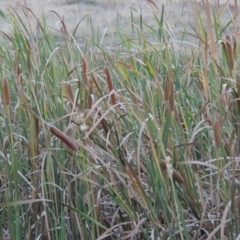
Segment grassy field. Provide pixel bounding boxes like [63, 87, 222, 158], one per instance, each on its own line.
[0, 0, 240, 239]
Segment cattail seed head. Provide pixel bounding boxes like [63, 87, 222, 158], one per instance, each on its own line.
[64, 83, 74, 103]
[82, 56, 88, 84]
[104, 67, 116, 105]
[164, 74, 170, 101]
[225, 35, 234, 70]
[2, 78, 10, 106]
[213, 120, 220, 148]
[172, 169, 184, 184]
[160, 159, 184, 184]
[49, 125, 78, 151]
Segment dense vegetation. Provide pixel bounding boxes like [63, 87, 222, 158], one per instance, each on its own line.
[0, 1, 240, 239]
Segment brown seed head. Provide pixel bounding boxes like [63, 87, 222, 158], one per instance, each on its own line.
[64, 83, 74, 103]
[49, 125, 78, 151]
[225, 35, 234, 70]
[2, 78, 10, 106]
[104, 67, 116, 105]
[213, 120, 220, 148]
[160, 160, 184, 184]
[82, 56, 88, 84]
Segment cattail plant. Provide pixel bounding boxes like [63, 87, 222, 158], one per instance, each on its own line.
[62, 82, 75, 110]
[225, 35, 234, 70]
[213, 119, 221, 148]
[104, 67, 117, 105]
[64, 83, 74, 103]
[49, 125, 78, 151]
[2, 78, 10, 107]
[160, 158, 185, 184]
[164, 72, 175, 111]
[82, 56, 88, 85]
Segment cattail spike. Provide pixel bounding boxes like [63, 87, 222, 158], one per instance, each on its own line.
[164, 73, 170, 101]
[169, 79, 175, 111]
[160, 160, 184, 184]
[49, 125, 78, 151]
[225, 35, 234, 70]
[88, 78, 93, 109]
[82, 56, 88, 84]
[164, 72, 175, 111]
[233, 36, 237, 60]
[96, 109, 109, 134]
[213, 120, 221, 148]
[104, 67, 116, 105]
[2, 78, 10, 106]
[64, 83, 74, 103]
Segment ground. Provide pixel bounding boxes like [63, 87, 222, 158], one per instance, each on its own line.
[0, 0, 238, 45]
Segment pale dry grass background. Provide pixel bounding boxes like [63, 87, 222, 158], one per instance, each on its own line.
[0, 0, 238, 44]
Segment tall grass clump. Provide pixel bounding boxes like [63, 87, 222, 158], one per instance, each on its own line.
[0, 1, 240, 239]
